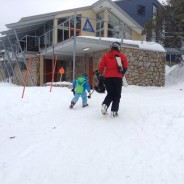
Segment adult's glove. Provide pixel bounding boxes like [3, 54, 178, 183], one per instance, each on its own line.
[95, 70, 104, 82]
[118, 66, 123, 73]
[118, 66, 127, 75]
[71, 89, 75, 95]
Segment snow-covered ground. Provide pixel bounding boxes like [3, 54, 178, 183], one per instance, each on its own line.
[0, 65, 184, 184]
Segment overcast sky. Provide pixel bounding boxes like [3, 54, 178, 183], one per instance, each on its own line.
[0, 0, 166, 32]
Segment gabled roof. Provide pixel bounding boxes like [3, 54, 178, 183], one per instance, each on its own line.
[92, 0, 143, 34]
[5, 6, 91, 30]
[1, 6, 92, 37]
[1, 0, 142, 36]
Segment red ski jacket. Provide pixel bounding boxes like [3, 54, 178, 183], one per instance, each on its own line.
[98, 50, 128, 78]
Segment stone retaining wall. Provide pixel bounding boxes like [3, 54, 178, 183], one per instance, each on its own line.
[0, 67, 6, 81]
[13, 56, 40, 86]
[93, 47, 165, 87]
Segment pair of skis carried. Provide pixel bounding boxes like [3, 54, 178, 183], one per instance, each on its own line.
[116, 56, 128, 87]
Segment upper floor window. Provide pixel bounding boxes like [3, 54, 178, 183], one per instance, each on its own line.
[153, 4, 157, 19]
[96, 11, 105, 37]
[108, 12, 121, 38]
[124, 25, 132, 40]
[137, 5, 145, 16]
[57, 15, 81, 42]
[58, 15, 81, 29]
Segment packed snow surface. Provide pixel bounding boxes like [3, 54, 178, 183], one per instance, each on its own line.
[0, 65, 184, 184]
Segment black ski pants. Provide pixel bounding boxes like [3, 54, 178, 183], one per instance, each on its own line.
[102, 77, 122, 112]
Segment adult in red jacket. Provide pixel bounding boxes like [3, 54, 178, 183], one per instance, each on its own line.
[98, 42, 128, 117]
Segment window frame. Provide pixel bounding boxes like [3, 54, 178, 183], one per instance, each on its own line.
[137, 5, 146, 17]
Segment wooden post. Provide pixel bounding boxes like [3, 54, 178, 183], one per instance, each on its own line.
[22, 55, 32, 98]
[50, 55, 58, 92]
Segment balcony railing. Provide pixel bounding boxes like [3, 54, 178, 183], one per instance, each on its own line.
[11, 15, 130, 54]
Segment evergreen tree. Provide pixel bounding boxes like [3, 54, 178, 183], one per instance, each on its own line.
[143, 0, 184, 51]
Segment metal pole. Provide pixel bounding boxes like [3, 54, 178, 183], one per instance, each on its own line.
[7, 34, 24, 85]
[170, 54, 171, 67]
[72, 12, 77, 81]
[13, 28, 35, 86]
[62, 23, 64, 41]
[0, 42, 11, 81]
[100, 21, 102, 38]
[52, 24, 55, 76]
[121, 21, 124, 44]
[2, 59, 11, 81]
[2, 40, 18, 84]
[0, 62, 5, 80]
[50, 55, 58, 92]
[69, 17, 71, 38]
[26, 35, 27, 51]
[38, 37, 40, 51]
[22, 55, 32, 98]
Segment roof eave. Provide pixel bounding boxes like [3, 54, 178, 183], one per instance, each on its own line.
[6, 15, 55, 29]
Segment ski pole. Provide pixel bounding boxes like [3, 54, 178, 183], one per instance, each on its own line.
[90, 89, 95, 95]
[88, 88, 95, 98]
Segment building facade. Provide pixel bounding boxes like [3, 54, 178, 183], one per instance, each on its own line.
[115, 0, 184, 65]
[0, 0, 166, 87]
[115, 0, 162, 41]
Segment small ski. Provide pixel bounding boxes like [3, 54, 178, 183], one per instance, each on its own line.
[122, 75, 128, 87]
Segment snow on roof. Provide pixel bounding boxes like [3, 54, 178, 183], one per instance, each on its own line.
[79, 36, 166, 53]
[123, 39, 166, 53]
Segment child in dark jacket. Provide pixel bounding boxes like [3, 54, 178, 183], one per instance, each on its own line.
[70, 73, 91, 108]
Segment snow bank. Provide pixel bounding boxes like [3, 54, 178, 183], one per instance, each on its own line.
[165, 64, 184, 86]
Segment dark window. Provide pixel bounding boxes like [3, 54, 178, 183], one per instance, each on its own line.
[153, 4, 157, 18]
[108, 12, 121, 38]
[137, 5, 145, 16]
[19, 62, 27, 70]
[96, 11, 104, 37]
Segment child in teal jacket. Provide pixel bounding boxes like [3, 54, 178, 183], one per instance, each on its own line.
[70, 73, 91, 108]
